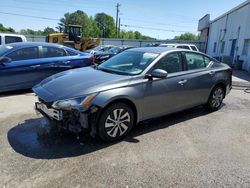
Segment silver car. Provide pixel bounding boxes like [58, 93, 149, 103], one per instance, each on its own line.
[33, 47, 232, 141]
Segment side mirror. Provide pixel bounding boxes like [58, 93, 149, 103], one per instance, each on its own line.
[0, 57, 11, 65]
[150, 69, 168, 79]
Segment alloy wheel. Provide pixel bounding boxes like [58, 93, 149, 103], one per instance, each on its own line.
[104, 108, 131, 138]
[211, 87, 224, 108]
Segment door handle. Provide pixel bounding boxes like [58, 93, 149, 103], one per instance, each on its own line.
[178, 79, 187, 85]
[209, 71, 215, 76]
[63, 61, 71, 65]
[30, 65, 40, 68]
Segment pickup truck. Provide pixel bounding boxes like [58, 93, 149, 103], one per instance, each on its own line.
[0, 33, 27, 45]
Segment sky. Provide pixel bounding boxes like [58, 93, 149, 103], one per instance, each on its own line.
[0, 0, 246, 39]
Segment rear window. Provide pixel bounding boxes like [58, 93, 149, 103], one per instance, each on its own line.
[191, 46, 198, 51]
[5, 36, 23, 44]
[177, 45, 190, 50]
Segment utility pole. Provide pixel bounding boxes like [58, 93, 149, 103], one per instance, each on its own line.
[118, 17, 121, 38]
[115, 3, 121, 38]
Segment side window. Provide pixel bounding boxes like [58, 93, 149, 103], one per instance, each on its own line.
[67, 50, 78, 56]
[5, 36, 22, 44]
[177, 45, 190, 50]
[185, 53, 207, 70]
[154, 53, 182, 73]
[6, 47, 39, 61]
[42, 47, 67, 58]
[191, 46, 198, 51]
[204, 56, 211, 67]
[0, 36, 1, 45]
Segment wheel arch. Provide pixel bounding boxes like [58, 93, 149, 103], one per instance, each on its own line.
[211, 81, 227, 98]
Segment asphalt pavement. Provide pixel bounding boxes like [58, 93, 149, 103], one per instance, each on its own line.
[0, 89, 250, 188]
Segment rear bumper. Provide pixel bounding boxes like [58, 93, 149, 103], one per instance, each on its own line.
[226, 84, 232, 95]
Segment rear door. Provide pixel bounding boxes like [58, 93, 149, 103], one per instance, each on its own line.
[38, 46, 75, 78]
[0, 47, 40, 91]
[181, 52, 216, 106]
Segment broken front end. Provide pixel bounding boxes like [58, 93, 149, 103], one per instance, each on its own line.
[35, 94, 101, 137]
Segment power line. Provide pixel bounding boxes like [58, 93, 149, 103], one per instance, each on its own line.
[122, 18, 196, 29]
[8, 0, 116, 11]
[0, 11, 59, 21]
[121, 24, 197, 33]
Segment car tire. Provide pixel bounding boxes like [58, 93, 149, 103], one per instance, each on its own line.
[206, 86, 225, 111]
[98, 103, 134, 141]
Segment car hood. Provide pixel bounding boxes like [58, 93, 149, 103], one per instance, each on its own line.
[33, 67, 132, 102]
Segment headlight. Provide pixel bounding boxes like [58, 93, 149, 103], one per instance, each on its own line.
[52, 94, 98, 110]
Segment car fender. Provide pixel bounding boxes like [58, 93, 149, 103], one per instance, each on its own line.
[92, 86, 144, 123]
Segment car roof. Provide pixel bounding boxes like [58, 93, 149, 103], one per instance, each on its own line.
[0, 33, 25, 37]
[4, 42, 63, 48]
[127, 47, 179, 54]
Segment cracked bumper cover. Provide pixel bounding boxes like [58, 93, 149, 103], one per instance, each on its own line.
[35, 102, 100, 134]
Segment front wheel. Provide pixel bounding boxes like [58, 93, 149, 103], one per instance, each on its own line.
[98, 103, 134, 141]
[206, 86, 225, 111]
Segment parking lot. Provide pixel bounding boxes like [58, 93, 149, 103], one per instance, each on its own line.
[0, 88, 249, 187]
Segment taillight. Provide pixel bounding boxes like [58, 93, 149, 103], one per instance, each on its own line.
[88, 57, 95, 63]
[227, 67, 233, 75]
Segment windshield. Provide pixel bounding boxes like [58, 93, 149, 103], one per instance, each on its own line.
[98, 51, 159, 75]
[108, 47, 120, 53]
[92, 45, 104, 51]
[0, 45, 12, 55]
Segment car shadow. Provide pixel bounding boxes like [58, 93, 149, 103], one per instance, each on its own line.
[0, 89, 33, 97]
[7, 105, 218, 159]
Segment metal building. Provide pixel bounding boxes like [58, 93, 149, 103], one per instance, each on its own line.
[198, 0, 250, 72]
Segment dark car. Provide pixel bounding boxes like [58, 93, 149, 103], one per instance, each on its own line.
[85, 45, 114, 55]
[34, 47, 232, 141]
[0, 42, 93, 92]
[94, 46, 133, 64]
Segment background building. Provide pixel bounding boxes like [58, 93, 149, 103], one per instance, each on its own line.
[198, 0, 250, 72]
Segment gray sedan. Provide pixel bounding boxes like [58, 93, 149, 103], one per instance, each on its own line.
[33, 47, 232, 141]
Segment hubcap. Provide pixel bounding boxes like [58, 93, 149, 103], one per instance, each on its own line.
[211, 88, 224, 108]
[105, 108, 131, 138]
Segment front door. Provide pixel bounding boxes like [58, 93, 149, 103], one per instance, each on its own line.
[142, 52, 189, 119]
[0, 47, 40, 91]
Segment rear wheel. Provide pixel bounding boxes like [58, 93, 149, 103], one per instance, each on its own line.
[98, 103, 134, 141]
[206, 86, 225, 111]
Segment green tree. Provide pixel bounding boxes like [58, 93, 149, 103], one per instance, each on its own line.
[85, 16, 100, 38]
[59, 10, 96, 37]
[174, 32, 200, 41]
[0, 23, 15, 33]
[95, 13, 116, 38]
[43, 27, 56, 35]
[119, 30, 154, 40]
[20, 29, 43, 35]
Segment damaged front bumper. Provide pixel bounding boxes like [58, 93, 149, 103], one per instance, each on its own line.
[35, 101, 100, 136]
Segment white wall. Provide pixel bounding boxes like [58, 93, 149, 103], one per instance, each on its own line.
[207, 3, 250, 71]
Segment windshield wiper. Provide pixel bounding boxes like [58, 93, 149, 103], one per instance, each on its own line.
[98, 67, 115, 74]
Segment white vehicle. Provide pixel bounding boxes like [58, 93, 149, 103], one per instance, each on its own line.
[0, 33, 27, 46]
[159, 43, 199, 52]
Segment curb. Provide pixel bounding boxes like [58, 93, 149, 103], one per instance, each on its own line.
[232, 81, 250, 88]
